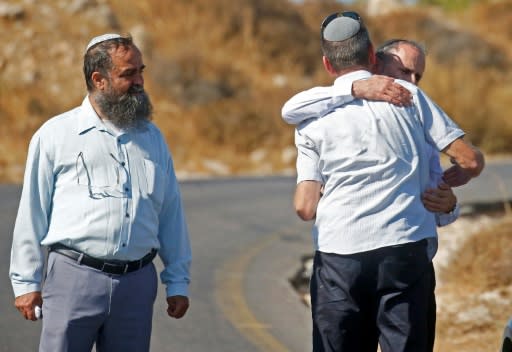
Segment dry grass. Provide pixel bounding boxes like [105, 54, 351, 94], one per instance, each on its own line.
[1, 0, 512, 182]
[289, 212, 512, 351]
[435, 214, 512, 352]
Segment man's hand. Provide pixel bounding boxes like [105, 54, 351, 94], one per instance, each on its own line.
[442, 138, 485, 179]
[443, 164, 472, 187]
[352, 75, 412, 106]
[166, 295, 189, 319]
[14, 291, 42, 321]
[422, 182, 457, 213]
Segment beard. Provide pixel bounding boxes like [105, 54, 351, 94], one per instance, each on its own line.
[94, 85, 153, 130]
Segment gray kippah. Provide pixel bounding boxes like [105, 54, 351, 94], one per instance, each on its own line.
[323, 17, 361, 41]
[85, 33, 122, 53]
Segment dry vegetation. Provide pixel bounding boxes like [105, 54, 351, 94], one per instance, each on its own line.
[2, 1, 512, 349]
[435, 213, 512, 352]
[1, 0, 511, 182]
[289, 210, 512, 351]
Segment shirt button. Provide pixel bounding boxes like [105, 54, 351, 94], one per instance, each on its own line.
[124, 187, 129, 192]
[120, 161, 125, 166]
[125, 213, 130, 218]
[122, 243, 126, 247]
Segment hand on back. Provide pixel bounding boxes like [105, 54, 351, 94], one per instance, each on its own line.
[352, 75, 412, 107]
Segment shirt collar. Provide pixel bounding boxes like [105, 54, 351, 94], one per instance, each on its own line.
[333, 70, 372, 89]
[77, 95, 106, 135]
[77, 95, 150, 137]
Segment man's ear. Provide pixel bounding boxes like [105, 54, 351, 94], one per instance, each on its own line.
[322, 56, 337, 77]
[91, 72, 107, 91]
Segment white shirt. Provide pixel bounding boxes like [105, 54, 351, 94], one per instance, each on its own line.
[282, 74, 460, 228]
[10, 96, 191, 298]
[293, 70, 464, 254]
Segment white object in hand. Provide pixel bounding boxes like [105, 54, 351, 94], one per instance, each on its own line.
[35, 306, 42, 320]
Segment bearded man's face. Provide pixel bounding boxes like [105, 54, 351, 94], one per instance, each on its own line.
[95, 83, 153, 130]
[94, 44, 153, 130]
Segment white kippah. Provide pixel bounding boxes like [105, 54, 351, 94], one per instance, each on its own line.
[85, 33, 122, 53]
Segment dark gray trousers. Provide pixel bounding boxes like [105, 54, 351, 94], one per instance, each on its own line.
[39, 251, 158, 352]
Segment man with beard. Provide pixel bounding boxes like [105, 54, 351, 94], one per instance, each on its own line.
[9, 34, 191, 352]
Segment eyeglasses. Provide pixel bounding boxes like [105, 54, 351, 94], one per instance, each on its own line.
[76, 151, 128, 199]
[320, 11, 361, 39]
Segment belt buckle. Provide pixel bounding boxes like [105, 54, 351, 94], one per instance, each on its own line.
[101, 262, 121, 274]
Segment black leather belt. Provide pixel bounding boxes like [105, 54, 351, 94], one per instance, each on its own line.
[49, 244, 157, 275]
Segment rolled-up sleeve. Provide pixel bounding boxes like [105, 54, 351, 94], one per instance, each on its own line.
[295, 128, 322, 184]
[413, 88, 465, 151]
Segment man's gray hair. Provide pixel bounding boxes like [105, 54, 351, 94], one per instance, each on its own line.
[376, 39, 426, 63]
[321, 25, 373, 72]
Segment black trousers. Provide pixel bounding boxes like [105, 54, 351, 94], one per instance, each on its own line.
[427, 262, 437, 352]
[311, 240, 432, 352]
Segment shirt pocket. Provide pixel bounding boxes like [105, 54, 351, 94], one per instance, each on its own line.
[142, 159, 166, 211]
[75, 152, 125, 199]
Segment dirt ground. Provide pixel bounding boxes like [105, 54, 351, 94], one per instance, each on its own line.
[290, 209, 512, 351]
[434, 211, 512, 352]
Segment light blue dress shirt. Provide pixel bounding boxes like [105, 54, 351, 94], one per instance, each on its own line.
[294, 70, 465, 255]
[10, 96, 191, 298]
[282, 74, 460, 227]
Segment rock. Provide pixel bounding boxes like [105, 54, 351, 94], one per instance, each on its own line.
[250, 149, 266, 163]
[202, 159, 230, 175]
[367, 0, 403, 17]
[455, 305, 493, 325]
[66, 0, 96, 14]
[281, 146, 296, 165]
[0, 3, 25, 20]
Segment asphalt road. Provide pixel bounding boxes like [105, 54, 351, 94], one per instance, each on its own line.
[0, 177, 313, 352]
[0, 158, 511, 352]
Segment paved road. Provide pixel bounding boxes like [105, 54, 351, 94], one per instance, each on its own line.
[0, 177, 313, 352]
[450, 159, 512, 212]
[0, 159, 510, 352]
